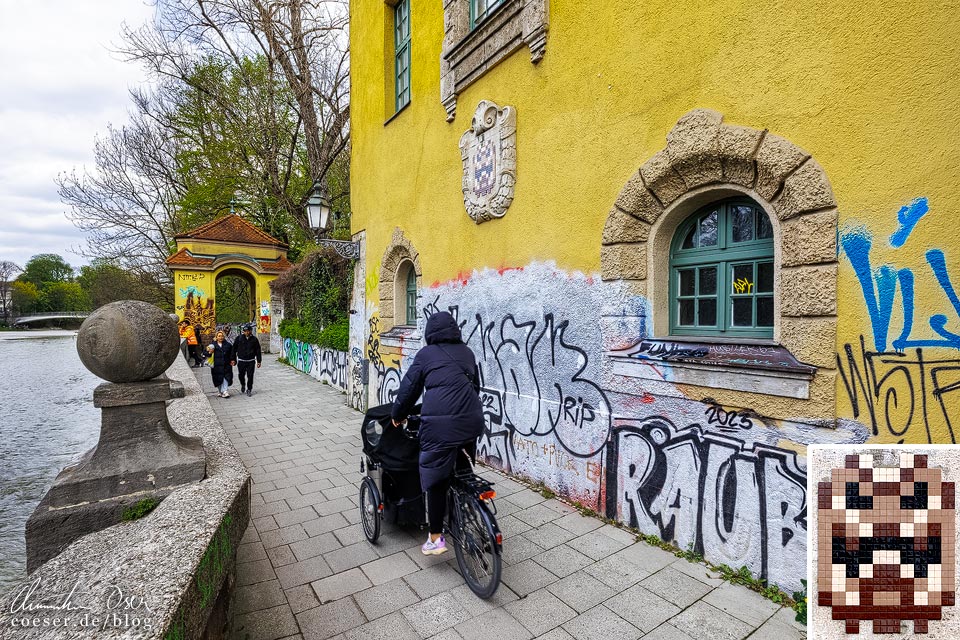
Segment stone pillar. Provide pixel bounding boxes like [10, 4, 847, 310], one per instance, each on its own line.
[26, 301, 206, 572]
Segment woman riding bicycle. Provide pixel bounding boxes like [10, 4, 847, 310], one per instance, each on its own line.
[391, 311, 484, 555]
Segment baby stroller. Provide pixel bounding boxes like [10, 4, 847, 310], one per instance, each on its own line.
[359, 403, 504, 598]
[359, 403, 427, 533]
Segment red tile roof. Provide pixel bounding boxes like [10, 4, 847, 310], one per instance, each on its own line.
[166, 248, 214, 267]
[175, 215, 289, 248]
[260, 256, 294, 273]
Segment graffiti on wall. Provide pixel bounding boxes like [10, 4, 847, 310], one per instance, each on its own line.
[281, 338, 349, 391]
[359, 262, 823, 590]
[181, 292, 215, 337]
[259, 300, 271, 334]
[609, 415, 806, 590]
[839, 198, 960, 442]
[366, 314, 404, 405]
[842, 198, 959, 352]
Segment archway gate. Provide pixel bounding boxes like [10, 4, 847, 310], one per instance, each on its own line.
[167, 214, 293, 352]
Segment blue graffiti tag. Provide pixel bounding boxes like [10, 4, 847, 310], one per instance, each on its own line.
[889, 197, 929, 248]
[841, 201, 960, 351]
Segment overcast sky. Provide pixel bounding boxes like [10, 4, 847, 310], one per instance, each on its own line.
[0, 0, 155, 272]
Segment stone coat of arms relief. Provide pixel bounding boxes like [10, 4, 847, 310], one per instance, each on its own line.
[459, 100, 516, 224]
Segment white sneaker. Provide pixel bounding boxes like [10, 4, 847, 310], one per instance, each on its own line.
[222, 391, 230, 398]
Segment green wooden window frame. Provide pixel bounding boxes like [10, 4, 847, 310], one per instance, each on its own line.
[394, 0, 411, 112]
[405, 267, 417, 325]
[669, 199, 775, 338]
[470, 0, 504, 29]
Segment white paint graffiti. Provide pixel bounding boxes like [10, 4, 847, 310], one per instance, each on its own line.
[361, 261, 847, 591]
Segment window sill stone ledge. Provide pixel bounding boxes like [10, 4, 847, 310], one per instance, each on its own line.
[607, 338, 816, 400]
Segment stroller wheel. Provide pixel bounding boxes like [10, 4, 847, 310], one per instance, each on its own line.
[360, 477, 381, 544]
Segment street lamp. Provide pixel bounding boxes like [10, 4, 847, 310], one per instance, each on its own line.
[305, 180, 359, 260]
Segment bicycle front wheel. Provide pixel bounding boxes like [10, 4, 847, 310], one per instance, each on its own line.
[452, 492, 502, 599]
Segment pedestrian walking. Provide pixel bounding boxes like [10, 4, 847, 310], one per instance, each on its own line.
[207, 330, 234, 397]
[178, 320, 203, 367]
[231, 322, 262, 396]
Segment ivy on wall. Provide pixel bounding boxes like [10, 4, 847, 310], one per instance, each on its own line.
[272, 246, 351, 351]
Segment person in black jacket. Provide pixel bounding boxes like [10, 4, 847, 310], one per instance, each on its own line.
[231, 323, 262, 397]
[391, 311, 484, 555]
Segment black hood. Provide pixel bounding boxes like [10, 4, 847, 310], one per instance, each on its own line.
[424, 311, 462, 345]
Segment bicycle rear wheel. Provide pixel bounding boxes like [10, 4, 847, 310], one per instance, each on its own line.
[360, 477, 381, 543]
[452, 491, 501, 599]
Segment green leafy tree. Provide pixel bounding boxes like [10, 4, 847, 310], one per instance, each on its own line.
[19, 254, 74, 287]
[40, 282, 91, 312]
[11, 281, 40, 315]
[214, 275, 254, 325]
[77, 260, 170, 310]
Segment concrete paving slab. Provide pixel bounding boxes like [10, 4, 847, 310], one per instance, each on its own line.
[233, 604, 301, 640]
[311, 567, 373, 604]
[456, 606, 533, 640]
[701, 582, 780, 628]
[604, 583, 680, 633]
[546, 571, 616, 613]
[504, 587, 577, 636]
[561, 604, 640, 640]
[360, 550, 420, 585]
[296, 597, 367, 640]
[401, 592, 470, 637]
[501, 558, 560, 596]
[344, 611, 419, 640]
[669, 601, 752, 640]
[532, 544, 594, 578]
[203, 359, 787, 640]
[354, 577, 421, 621]
[639, 566, 714, 608]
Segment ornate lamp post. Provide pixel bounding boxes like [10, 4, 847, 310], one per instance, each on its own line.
[306, 180, 359, 260]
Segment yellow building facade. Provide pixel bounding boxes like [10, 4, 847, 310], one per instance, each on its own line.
[348, 0, 960, 590]
[167, 215, 292, 349]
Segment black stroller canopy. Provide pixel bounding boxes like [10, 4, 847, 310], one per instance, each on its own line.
[361, 403, 420, 472]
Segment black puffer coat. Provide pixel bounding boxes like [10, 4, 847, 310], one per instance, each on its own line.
[391, 312, 484, 490]
[209, 339, 234, 388]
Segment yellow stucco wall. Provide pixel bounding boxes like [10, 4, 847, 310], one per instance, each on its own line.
[352, 0, 960, 438]
[349, 0, 960, 590]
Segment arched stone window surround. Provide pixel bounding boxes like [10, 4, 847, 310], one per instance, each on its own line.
[379, 228, 422, 332]
[602, 109, 839, 410]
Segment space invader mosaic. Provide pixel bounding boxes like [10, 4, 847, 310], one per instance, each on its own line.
[816, 452, 956, 635]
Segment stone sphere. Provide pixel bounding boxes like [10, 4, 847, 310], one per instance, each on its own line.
[77, 301, 181, 383]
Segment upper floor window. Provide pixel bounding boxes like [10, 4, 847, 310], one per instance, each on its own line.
[670, 199, 774, 338]
[470, 0, 504, 28]
[405, 267, 417, 325]
[394, 0, 411, 112]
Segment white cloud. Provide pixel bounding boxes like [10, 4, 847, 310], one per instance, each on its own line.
[0, 0, 155, 269]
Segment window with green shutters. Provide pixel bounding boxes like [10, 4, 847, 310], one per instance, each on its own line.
[470, 0, 503, 28]
[670, 199, 775, 338]
[405, 267, 417, 325]
[394, 0, 411, 112]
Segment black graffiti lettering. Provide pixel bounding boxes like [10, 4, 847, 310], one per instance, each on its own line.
[837, 335, 960, 442]
[608, 417, 807, 590]
[634, 341, 709, 360]
[704, 405, 753, 432]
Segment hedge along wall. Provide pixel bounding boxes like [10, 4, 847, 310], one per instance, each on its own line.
[280, 338, 350, 392]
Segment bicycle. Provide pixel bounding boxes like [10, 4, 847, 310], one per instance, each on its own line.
[358, 404, 503, 599]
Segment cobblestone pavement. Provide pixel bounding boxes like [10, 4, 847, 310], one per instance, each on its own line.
[197, 357, 807, 640]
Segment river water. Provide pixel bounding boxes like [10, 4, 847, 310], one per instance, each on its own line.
[0, 331, 101, 594]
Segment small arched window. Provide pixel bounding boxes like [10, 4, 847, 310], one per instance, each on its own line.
[405, 267, 417, 325]
[670, 199, 774, 338]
